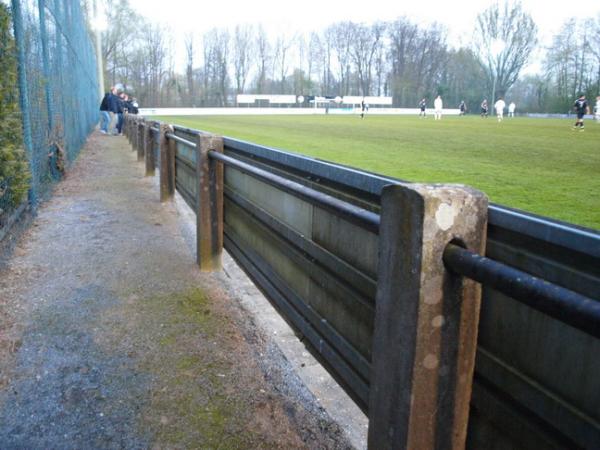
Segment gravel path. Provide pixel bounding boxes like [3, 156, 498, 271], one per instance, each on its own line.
[0, 132, 352, 449]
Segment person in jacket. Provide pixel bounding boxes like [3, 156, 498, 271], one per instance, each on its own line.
[107, 84, 123, 135]
[99, 91, 111, 134]
[116, 92, 128, 135]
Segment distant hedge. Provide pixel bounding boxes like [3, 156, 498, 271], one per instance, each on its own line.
[0, 3, 29, 213]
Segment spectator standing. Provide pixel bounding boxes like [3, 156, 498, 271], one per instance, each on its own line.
[595, 96, 599, 123]
[572, 94, 590, 131]
[459, 100, 466, 116]
[99, 91, 111, 134]
[494, 97, 506, 122]
[127, 97, 139, 115]
[107, 84, 122, 135]
[116, 92, 128, 135]
[508, 101, 516, 118]
[433, 95, 443, 120]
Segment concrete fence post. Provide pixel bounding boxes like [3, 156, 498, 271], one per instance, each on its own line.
[127, 116, 134, 143]
[123, 114, 128, 141]
[131, 116, 137, 149]
[128, 116, 133, 142]
[159, 124, 175, 202]
[144, 122, 155, 176]
[134, 117, 141, 152]
[137, 120, 145, 161]
[195, 133, 223, 271]
[368, 183, 488, 450]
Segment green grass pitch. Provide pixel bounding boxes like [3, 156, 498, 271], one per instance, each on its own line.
[155, 114, 600, 231]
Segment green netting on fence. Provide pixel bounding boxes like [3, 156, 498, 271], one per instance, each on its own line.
[4, 0, 98, 220]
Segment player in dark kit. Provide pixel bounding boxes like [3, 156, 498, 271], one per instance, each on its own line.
[572, 94, 590, 131]
[480, 99, 488, 118]
[418, 98, 426, 117]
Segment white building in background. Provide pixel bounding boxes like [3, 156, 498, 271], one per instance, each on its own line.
[235, 94, 394, 108]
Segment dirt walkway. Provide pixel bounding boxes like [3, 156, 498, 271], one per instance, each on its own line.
[0, 132, 351, 449]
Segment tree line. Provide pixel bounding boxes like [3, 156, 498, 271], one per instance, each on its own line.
[99, 0, 600, 112]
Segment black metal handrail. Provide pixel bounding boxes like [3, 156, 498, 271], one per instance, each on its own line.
[208, 150, 381, 234]
[443, 243, 600, 339]
[165, 132, 196, 148]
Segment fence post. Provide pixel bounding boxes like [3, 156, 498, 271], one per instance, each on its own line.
[144, 122, 155, 176]
[159, 124, 175, 202]
[129, 116, 135, 143]
[129, 116, 135, 147]
[133, 117, 139, 152]
[137, 119, 144, 161]
[368, 183, 488, 450]
[195, 133, 223, 271]
[124, 114, 130, 142]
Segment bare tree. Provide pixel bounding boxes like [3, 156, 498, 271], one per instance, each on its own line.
[473, 0, 538, 100]
[233, 25, 254, 96]
[586, 14, 600, 95]
[349, 22, 386, 96]
[184, 32, 195, 106]
[387, 18, 448, 106]
[143, 24, 170, 106]
[274, 34, 294, 94]
[544, 18, 598, 111]
[329, 22, 353, 95]
[101, 0, 144, 88]
[201, 28, 230, 106]
[255, 26, 270, 94]
[373, 38, 387, 96]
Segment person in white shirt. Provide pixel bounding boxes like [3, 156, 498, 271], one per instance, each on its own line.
[494, 97, 506, 122]
[595, 96, 600, 123]
[508, 101, 516, 118]
[434, 95, 443, 120]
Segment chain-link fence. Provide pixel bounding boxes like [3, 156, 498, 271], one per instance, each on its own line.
[1, 0, 98, 232]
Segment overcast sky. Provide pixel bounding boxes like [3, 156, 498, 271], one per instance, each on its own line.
[126, 0, 600, 72]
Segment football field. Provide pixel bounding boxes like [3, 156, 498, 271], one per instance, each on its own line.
[155, 114, 600, 230]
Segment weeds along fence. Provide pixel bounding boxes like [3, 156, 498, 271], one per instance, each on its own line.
[125, 114, 600, 450]
[0, 0, 98, 234]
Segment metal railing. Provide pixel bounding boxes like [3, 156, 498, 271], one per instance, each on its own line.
[443, 243, 600, 339]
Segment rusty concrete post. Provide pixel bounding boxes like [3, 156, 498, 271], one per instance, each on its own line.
[144, 122, 156, 176]
[137, 120, 145, 161]
[129, 116, 134, 143]
[134, 117, 141, 152]
[195, 133, 223, 271]
[131, 116, 137, 150]
[368, 183, 487, 450]
[159, 124, 175, 202]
